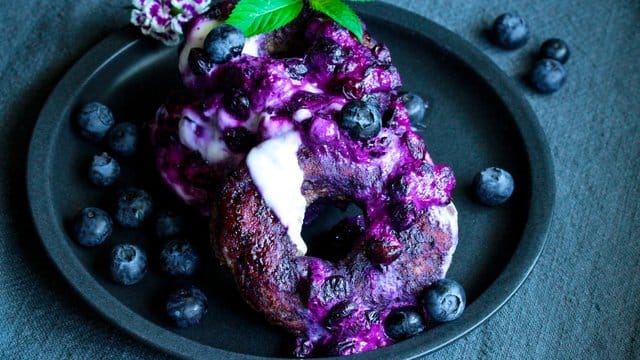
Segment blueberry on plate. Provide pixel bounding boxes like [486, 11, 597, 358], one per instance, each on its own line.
[155, 210, 185, 240]
[339, 100, 382, 141]
[110, 243, 147, 285]
[114, 188, 153, 228]
[77, 102, 115, 141]
[160, 240, 200, 277]
[491, 12, 530, 49]
[421, 279, 466, 322]
[384, 308, 426, 340]
[72, 207, 113, 247]
[539, 38, 570, 64]
[473, 167, 515, 206]
[399, 91, 427, 125]
[166, 286, 208, 328]
[88, 152, 120, 186]
[529, 59, 567, 94]
[107, 122, 137, 156]
[203, 24, 245, 64]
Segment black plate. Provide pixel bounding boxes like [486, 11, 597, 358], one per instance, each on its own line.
[27, 3, 555, 359]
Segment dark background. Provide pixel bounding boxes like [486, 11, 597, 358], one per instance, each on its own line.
[1, 0, 638, 359]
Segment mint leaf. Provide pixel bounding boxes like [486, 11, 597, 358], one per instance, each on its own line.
[309, 0, 364, 42]
[226, 0, 304, 37]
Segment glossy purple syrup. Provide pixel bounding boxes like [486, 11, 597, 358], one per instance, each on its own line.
[149, 2, 457, 356]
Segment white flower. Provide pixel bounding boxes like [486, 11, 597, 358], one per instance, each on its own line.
[130, 0, 212, 46]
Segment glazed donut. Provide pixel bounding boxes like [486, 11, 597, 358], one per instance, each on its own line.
[147, 2, 459, 355]
[212, 103, 457, 356]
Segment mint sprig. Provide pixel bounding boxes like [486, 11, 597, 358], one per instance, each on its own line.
[226, 0, 374, 42]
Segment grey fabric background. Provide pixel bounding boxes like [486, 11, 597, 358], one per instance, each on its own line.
[1, 0, 638, 359]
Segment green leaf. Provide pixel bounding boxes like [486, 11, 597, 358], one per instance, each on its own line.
[226, 0, 304, 37]
[309, 0, 364, 42]
[346, 0, 376, 2]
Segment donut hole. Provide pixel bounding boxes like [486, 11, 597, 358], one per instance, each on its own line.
[301, 201, 364, 262]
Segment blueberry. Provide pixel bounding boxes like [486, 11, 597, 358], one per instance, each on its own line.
[203, 24, 245, 64]
[325, 301, 356, 329]
[307, 39, 346, 73]
[88, 152, 120, 186]
[339, 100, 382, 141]
[107, 122, 138, 156]
[222, 91, 251, 119]
[421, 279, 466, 322]
[72, 207, 113, 247]
[188, 47, 214, 75]
[399, 92, 427, 125]
[539, 38, 570, 64]
[284, 58, 308, 80]
[166, 286, 208, 328]
[222, 127, 257, 153]
[77, 102, 115, 141]
[473, 167, 515, 206]
[160, 240, 200, 277]
[366, 235, 403, 265]
[110, 244, 147, 285]
[491, 12, 530, 49]
[384, 308, 426, 340]
[529, 59, 567, 94]
[155, 211, 185, 240]
[114, 188, 153, 228]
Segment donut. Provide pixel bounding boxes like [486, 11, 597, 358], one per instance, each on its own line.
[148, 2, 458, 355]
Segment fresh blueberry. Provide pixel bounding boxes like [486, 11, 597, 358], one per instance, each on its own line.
[155, 211, 185, 240]
[399, 92, 427, 125]
[384, 308, 426, 340]
[188, 47, 214, 75]
[77, 102, 115, 141]
[529, 59, 567, 94]
[72, 207, 113, 247]
[114, 188, 153, 228]
[539, 38, 570, 64]
[339, 100, 382, 141]
[421, 279, 466, 322]
[203, 24, 245, 64]
[166, 286, 208, 328]
[88, 152, 120, 186]
[110, 243, 147, 285]
[223, 127, 257, 153]
[473, 167, 515, 206]
[107, 122, 137, 156]
[160, 240, 200, 277]
[491, 12, 530, 49]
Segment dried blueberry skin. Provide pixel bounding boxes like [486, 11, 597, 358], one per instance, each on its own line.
[188, 47, 214, 75]
[421, 279, 466, 322]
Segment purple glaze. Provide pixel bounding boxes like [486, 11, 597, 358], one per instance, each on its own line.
[149, 1, 458, 355]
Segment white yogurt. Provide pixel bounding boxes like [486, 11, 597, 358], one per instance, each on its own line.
[246, 131, 307, 255]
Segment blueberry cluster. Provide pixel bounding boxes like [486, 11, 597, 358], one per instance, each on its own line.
[71, 102, 208, 328]
[490, 12, 570, 93]
[383, 279, 466, 340]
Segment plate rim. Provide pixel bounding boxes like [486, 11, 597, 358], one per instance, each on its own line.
[26, 3, 555, 359]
